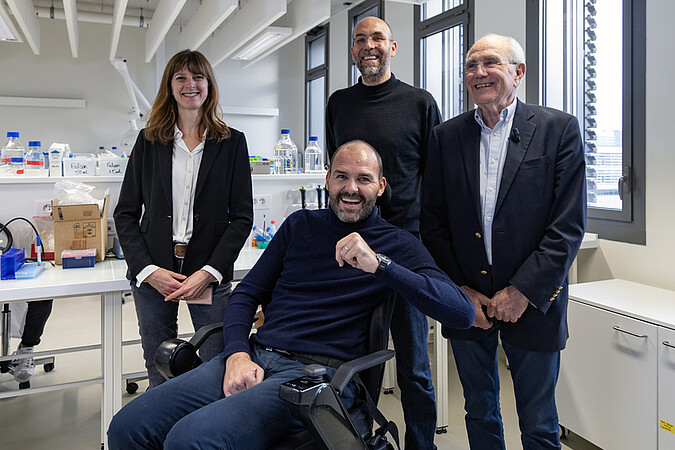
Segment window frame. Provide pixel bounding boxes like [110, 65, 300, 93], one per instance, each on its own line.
[347, 0, 385, 86]
[526, 0, 646, 244]
[305, 24, 329, 152]
[414, 1, 474, 117]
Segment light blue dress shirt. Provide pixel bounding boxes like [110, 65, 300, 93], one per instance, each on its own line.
[475, 100, 517, 265]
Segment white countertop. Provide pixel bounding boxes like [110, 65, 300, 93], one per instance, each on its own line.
[570, 279, 675, 329]
[1, 249, 265, 302]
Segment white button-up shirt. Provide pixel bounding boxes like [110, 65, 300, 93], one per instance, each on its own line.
[135, 126, 222, 286]
[475, 99, 517, 265]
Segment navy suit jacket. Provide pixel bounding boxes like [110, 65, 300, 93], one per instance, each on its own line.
[114, 128, 253, 283]
[421, 100, 586, 351]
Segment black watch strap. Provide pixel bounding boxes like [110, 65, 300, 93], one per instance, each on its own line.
[374, 253, 391, 278]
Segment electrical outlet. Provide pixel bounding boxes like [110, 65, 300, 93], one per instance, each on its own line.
[253, 194, 271, 210]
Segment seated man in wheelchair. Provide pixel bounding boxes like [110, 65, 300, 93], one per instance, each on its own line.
[108, 140, 475, 449]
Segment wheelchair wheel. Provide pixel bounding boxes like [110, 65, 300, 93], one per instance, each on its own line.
[19, 381, 30, 389]
[44, 362, 55, 372]
[126, 381, 139, 394]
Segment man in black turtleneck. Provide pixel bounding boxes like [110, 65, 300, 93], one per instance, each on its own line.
[326, 17, 442, 450]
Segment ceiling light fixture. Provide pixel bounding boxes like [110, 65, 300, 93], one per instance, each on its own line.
[0, 4, 20, 41]
[232, 26, 292, 61]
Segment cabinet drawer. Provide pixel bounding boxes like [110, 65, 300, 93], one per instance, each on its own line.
[658, 326, 675, 448]
[557, 300, 657, 450]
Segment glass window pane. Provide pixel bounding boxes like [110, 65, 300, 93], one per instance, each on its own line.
[307, 76, 326, 149]
[583, 0, 623, 210]
[308, 35, 325, 70]
[422, 0, 463, 21]
[421, 24, 464, 121]
[353, 5, 378, 27]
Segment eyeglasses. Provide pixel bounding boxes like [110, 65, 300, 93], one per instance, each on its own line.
[465, 59, 517, 74]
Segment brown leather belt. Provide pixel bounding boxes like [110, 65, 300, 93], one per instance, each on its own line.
[173, 242, 188, 259]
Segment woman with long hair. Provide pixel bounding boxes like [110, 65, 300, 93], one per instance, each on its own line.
[114, 50, 253, 388]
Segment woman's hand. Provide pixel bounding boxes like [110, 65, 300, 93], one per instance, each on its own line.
[164, 269, 216, 302]
[146, 268, 187, 297]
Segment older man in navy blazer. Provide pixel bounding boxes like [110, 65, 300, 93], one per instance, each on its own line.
[421, 34, 586, 449]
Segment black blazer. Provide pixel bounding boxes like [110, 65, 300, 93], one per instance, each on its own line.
[421, 100, 586, 351]
[114, 127, 253, 283]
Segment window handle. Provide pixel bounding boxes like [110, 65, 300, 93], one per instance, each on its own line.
[663, 341, 675, 349]
[618, 166, 631, 200]
[612, 325, 647, 338]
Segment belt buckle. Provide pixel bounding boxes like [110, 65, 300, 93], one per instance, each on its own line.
[173, 243, 188, 259]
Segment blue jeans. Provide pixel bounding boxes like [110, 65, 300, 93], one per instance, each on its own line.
[108, 345, 359, 449]
[131, 281, 231, 388]
[451, 336, 561, 450]
[390, 297, 437, 450]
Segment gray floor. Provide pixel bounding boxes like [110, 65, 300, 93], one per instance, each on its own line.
[0, 295, 600, 449]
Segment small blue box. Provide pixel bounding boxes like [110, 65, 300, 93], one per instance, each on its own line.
[1, 248, 25, 280]
[61, 249, 97, 269]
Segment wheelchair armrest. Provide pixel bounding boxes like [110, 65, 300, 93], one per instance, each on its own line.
[188, 322, 224, 348]
[330, 349, 395, 395]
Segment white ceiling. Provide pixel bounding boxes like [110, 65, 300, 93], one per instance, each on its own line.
[1, 0, 350, 65]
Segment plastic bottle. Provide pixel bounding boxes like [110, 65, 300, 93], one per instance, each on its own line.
[304, 136, 324, 174]
[276, 129, 298, 174]
[24, 141, 46, 174]
[266, 220, 277, 239]
[1, 132, 25, 175]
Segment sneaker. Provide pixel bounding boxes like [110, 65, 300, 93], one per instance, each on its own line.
[12, 345, 35, 383]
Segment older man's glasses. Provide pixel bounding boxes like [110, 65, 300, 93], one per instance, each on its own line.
[465, 59, 517, 74]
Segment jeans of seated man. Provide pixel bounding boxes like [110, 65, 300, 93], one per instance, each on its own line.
[130, 281, 231, 388]
[390, 297, 437, 450]
[451, 335, 562, 450]
[108, 344, 360, 449]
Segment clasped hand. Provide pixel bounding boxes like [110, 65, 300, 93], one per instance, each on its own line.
[146, 268, 216, 302]
[462, 285, 530, 329]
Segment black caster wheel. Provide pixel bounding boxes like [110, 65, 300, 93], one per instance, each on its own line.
[0, 360, 10, 373]
[435, 426, 448, 435]
[19, 381, 30, 389]
[44, 362, 55, 372]
[383, 388, 394, 395]
[126, 381, 139, 394]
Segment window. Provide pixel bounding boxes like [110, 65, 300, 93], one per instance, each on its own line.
[527, 0, 646, 244]
[348, 0, 384, 86]
[305, 25, 328, 151]
[415, 0, 473, 120]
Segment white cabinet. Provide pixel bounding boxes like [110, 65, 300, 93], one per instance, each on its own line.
[658, 326, 675, 447]
[558, 300, 658, 449]
[558, 279, 675, 450]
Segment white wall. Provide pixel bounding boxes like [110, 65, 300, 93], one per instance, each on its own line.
[0, 19, 283, 158]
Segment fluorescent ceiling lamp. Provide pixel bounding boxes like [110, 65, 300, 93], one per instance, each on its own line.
[242, 0, 330, 68]
[206, 0, 286, 66]
[0, 3, 21, 41]
[232, 26, 292, 61]
[179, 0, 237, 51]
[6, 0, 39, 53]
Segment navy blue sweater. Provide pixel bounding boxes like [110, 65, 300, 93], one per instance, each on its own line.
[223, 208, 474, 362]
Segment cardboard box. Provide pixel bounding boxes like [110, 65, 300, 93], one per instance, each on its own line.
[52, 195, 109, 264]
[250, 160, 271, 174]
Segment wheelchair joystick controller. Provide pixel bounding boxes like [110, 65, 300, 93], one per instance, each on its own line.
[279, 364, 329, 406]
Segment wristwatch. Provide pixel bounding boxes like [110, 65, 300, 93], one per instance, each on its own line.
[374, 253, 392, 278]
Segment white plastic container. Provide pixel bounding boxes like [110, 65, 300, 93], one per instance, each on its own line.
[98, 153, 129, 176]
[62, 153, 97, 176]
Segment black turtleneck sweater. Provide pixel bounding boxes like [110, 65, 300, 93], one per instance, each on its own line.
[222, 208, 474, 362]
[326, 75, 442, 233]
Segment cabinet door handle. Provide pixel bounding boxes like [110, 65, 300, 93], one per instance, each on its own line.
[663, 341, 675, 349]
[612, 326, 647, 338]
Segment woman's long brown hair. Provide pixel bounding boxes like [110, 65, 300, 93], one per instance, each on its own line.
[144, 50, 230, 143]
